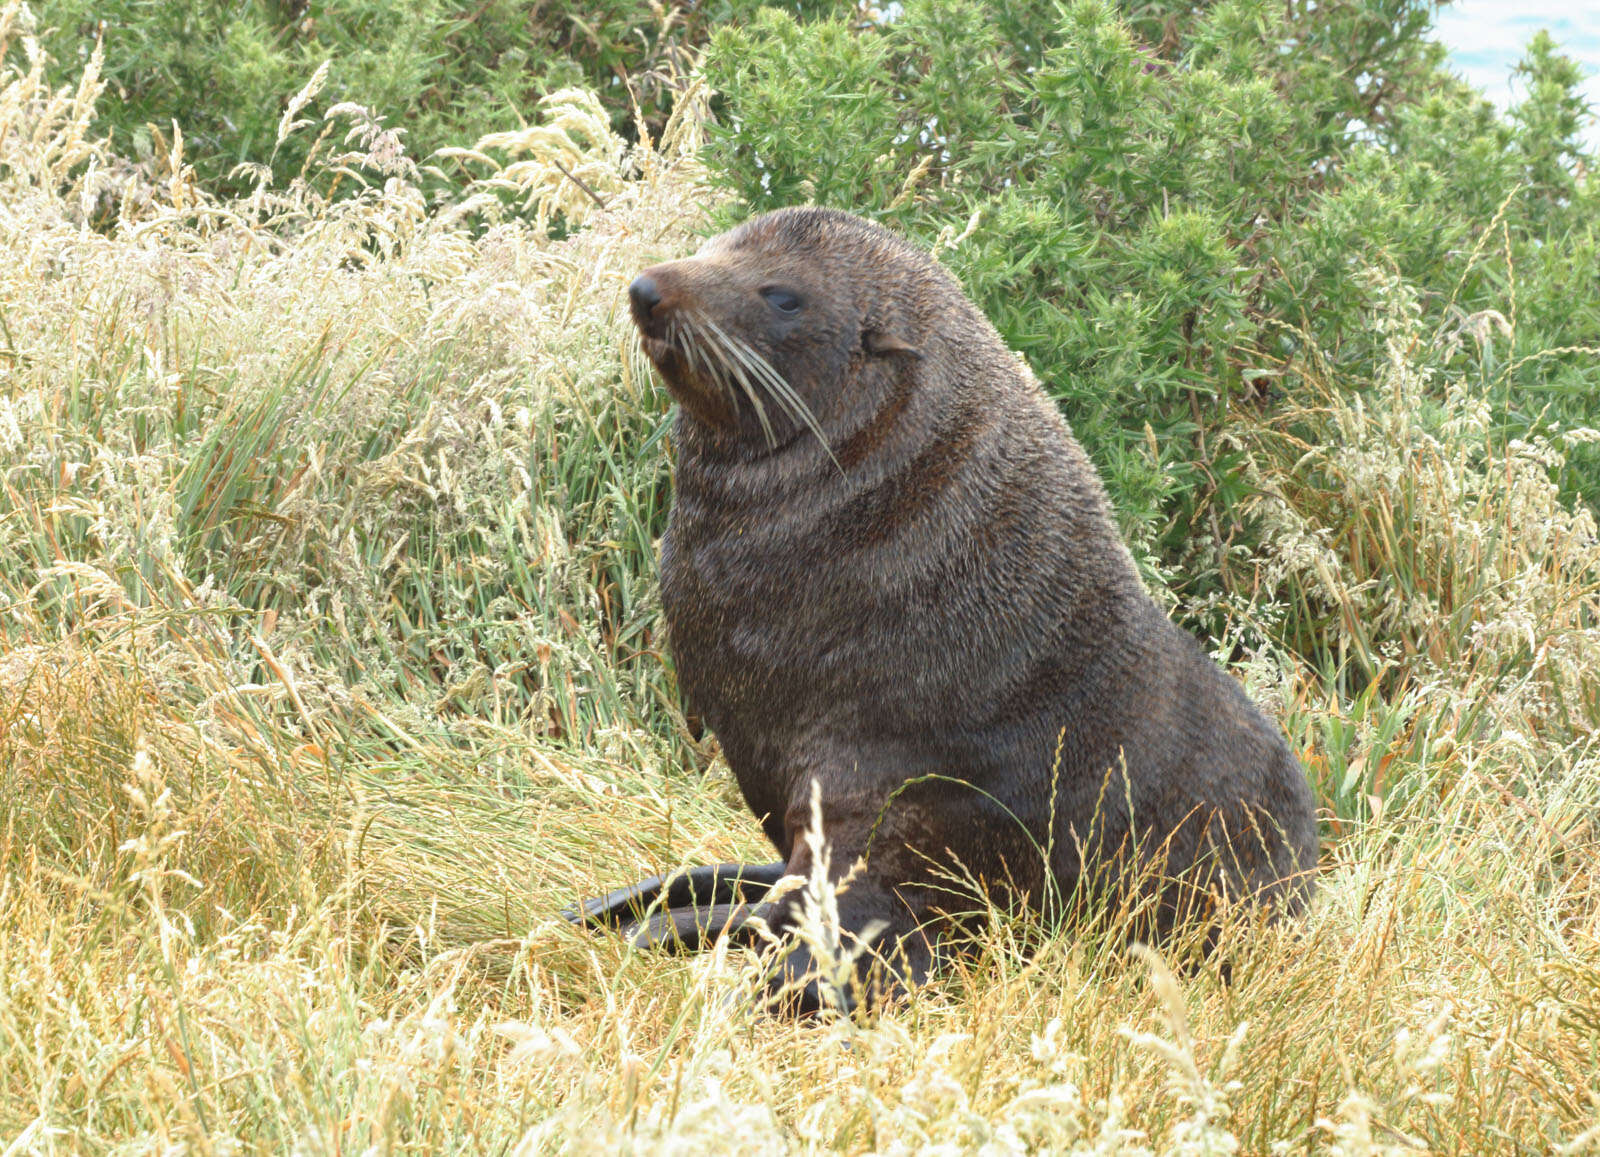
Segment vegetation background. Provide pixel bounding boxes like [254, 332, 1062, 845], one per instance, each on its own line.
[2, 0, 1598, 1151]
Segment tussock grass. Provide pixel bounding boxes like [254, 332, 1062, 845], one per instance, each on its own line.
[3, 12, 1600, 1152]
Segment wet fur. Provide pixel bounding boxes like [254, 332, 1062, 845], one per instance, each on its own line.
[570, 208, 1318, 1013]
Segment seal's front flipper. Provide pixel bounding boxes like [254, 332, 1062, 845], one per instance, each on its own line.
[757, 884, 938, 1017]
[621, 901, 770, 951]
[564, 860, 788, 930]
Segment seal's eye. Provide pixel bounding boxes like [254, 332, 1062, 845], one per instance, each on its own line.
[760, 287, 803, 316]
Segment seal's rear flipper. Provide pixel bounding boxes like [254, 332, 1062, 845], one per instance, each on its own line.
[564, 860, 788, 930]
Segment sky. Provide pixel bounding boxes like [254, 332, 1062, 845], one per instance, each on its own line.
[1432, 0, 1600, 148]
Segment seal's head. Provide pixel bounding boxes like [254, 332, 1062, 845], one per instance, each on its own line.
[627, 208, 925, 450]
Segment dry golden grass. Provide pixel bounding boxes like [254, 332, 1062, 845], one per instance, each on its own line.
[2, 9, 1599, 1153]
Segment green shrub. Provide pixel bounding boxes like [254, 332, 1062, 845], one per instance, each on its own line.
[703, 0, 1600, 631]
[34, 0, 852, 196]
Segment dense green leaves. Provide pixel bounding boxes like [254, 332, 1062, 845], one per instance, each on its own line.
[703, 0, 1599, 596]
[35, 0, 854, 195]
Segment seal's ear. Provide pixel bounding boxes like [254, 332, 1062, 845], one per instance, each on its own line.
[863, 328, 920, 358]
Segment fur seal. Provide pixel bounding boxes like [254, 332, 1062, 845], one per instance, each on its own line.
[569, 207, 1317, 1012]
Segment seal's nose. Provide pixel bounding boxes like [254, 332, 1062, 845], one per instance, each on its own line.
[628, 274, 662, 320]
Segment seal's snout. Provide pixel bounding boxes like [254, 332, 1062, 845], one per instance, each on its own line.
[628, 274, 662, 325]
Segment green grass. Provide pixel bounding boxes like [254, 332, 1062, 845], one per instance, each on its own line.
[2, 16, 1600, 1154]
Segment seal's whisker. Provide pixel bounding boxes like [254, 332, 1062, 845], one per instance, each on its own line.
[697, 319, 774, 442]
[744, 350, 816, 438]
[671, 317, 701, 379]
[684, 314, 736, 393]
[699, 315, 821, 454]
[672, 318, 699, 381]
[674, 316, 736, 407]
[718, 328, 808, 425]
[689, 312, 777, 445]
[713, 322, 840, 468]
[734, 345, 814, 445]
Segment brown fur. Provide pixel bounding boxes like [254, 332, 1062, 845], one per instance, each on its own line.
[570, 207, 1318, 1013]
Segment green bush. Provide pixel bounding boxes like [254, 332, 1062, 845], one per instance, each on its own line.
[35, 0, 852, 196]
[703, 0, 1600, 621]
